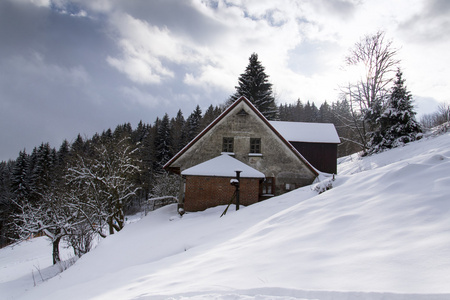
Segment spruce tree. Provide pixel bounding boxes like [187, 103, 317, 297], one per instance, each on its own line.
[10, 150, 31, 202]
[201, 104, 221, 130]
[292, 99, 305, 121]
[303, 101, 319, 122]
[171, 109, 187, 153]
[229, 53, 278, 120]
[319, 101, 332, 123]
[154, 114, 173, 168]
[31, 143, 56, 199]
[368, 69, 422, 153]
[132, 120, 148, 144]
[186, 105, 202, 141]
[0, 161, 15, 246]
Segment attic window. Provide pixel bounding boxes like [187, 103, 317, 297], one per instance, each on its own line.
[237, 109, 248, 116]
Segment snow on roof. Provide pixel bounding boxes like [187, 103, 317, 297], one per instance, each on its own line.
[181, 154, 265, 178]
[269, 121, 341, 144]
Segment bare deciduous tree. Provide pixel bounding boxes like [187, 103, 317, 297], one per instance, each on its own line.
[13, 190, 78, 264]
[420, 102, 450, 129]
[438, 102, 450, 124]
[66, 137, 141, 235]
[341, 30, 400, 150]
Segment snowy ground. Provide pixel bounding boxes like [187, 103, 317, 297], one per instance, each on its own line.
[1, 131, 450, 300]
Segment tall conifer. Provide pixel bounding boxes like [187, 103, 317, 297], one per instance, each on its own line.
[229, 53, 278, 120]
[368, 69, 422, 153]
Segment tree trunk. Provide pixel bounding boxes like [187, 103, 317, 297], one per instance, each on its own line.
[107, 216, 114, 235]
[52, 236, 61, 265]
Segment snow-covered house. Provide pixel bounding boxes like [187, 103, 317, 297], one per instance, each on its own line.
[164, 96, 340, 212]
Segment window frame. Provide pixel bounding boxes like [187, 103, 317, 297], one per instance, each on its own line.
[249, 138, 261, 154]
[261, 177, 275, 195]
[222, 137, 234, 153]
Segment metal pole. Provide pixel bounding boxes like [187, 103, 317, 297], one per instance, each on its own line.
[235, 170, 242, 211]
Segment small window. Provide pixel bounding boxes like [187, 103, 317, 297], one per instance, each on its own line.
[250, 138, 261, 153]
[262, 177, 274, 195]
[222, 137, 234, 153]
[285, 183, 295, 191]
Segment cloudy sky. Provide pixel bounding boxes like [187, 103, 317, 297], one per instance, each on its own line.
[1, 0, 449, 161]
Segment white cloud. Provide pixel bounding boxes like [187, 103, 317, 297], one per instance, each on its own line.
[184, 64, 236, 93]
[80, 0, 450, 111]
[106, 12, 215, 85]
[106, 14, 178, 84]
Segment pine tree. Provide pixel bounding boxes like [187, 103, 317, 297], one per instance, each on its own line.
[136, 123, 155, 197]
[303, 101, 319, 122]
[319, 101, 333, 123]
[31, 143, 56, 199]
[201, 104, 222, 130]
[154, 114, 173, 168]
[229, 53, 278, 120]
[186, 105, 202, 141]
[132, 120, 149, 145]
[10, 150, 31, 202]
[170, 110, 187, 153]
[292, 99, 305, 121]
[0, 161, 15, 246]
[71, 134, 87, 158]
[368, 69, 422, 153]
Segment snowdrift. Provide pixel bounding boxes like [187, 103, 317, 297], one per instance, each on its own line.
[1, 132, 450, 300]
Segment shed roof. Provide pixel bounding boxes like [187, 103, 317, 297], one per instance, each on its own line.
[269, 121, 341, 144]
[181, 154, 265, 178]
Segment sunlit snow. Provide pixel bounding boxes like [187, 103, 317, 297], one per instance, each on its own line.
[1, 131, 450, 300]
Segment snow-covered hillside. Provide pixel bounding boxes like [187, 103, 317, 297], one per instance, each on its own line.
[1, 132, 450, 300]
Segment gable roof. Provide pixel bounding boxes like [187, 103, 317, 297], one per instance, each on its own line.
[269, 121, 341, 144]
[181, 154, 265, 178]
[163, 96, 318, 176]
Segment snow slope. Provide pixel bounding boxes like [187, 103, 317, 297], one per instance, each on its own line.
[1, 132, 450, 300]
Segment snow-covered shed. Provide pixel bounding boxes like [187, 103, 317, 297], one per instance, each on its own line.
[180, 154, 265, 211]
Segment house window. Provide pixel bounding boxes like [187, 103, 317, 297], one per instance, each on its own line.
[262, 177, 274, 195]
[250, 138, 261, 153]
[285, 183, 295, 191]
[222, 137, 234, 153]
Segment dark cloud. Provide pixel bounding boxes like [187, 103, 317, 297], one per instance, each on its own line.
[0, 0, 213, 161]
[398, 0, 450, 42]
[314, 0, 357, 20]
[0, 1, 48, 55]
[103, 0, 227, 45]
[426, 0, 450, 15]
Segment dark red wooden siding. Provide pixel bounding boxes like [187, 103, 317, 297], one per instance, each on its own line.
[290, 142, 338, 174]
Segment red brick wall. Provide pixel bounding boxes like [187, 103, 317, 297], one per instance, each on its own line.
[184, 176, 261, 212]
